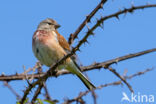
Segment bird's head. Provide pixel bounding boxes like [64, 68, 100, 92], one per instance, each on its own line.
[37, 18, 60, 31]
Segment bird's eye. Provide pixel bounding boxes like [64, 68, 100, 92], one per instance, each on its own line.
[47, 23, 52, 25]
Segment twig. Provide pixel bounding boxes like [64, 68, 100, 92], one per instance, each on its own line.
[68, 0, 107, 45]
[3, 81, 21, 100]
[63, 68, 153, 104]
[21, 62, 41, 75]
[91, 90, 97, 104]
[107, 67, 133, 92]
[43, 83, 52, 101]
[31, 82, 44, 104]
[125, 68, 153, 79]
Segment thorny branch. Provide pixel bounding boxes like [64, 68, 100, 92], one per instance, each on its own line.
[68, 0, 107, 45]
[1, 3, 155, 104]
[63, 68, 153, 104]
[0, 48, 155, 81]
[86, 4, 156, 36]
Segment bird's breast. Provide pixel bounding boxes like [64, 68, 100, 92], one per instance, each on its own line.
[32, 30, 66, 67]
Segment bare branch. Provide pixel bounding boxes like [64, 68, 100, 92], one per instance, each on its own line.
[3, 81, 21, 100]
[81, 48, 156, 70]
[0, 48, 156, 81]
[107, 67, 133, 92]
[31, 83, 44, 104]
[68, 0, 107, 45]
[43, 83, 52, 101]
[91, 90, 97, 104]
[63, 68, 153, 104]
[85, 4, 156, 41]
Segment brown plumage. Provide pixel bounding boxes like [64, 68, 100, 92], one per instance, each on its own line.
[55, 30, 71, 51]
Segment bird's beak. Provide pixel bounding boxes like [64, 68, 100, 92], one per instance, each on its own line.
[55, 24, 61, 29]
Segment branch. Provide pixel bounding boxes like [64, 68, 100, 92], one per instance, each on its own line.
[31, 82, 44, 104]
[63, 68, 153, 104]
[85, 4, 156, 40]
[68, 0, 107, 45]
[3, 81, 21, 100]
[81, 48, 156, 70]
[107, 67, 133, 92]
[1, 48, 156, 81]
[43, 83, 52, 101]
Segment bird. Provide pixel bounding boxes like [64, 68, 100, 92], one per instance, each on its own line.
[32, 18, 95, 90]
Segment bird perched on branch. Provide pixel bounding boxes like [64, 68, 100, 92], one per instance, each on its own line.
[32, 18, 95, 90]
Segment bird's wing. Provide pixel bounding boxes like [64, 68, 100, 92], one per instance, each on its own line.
[55, 30, 82, 71]
[55, 30, 71, 51]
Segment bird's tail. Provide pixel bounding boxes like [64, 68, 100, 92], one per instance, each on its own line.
[66, 60, 95, 90]
[76, 70, 96, 90]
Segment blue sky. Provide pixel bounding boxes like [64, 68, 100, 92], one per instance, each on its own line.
[0, 0, 156, 104]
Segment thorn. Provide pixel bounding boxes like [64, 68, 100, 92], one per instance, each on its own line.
[96, 18, 102, 27]
[86, 24, 90, 30]
[118, 7, 122, 12]
[77, 48, 81, 52]
[90, 31, 95, 35]
[123, 69, 128, 77]
[100, 3, 103, 9]
[123, 8, 128, 17]
[99, 15, 104, 29]
[100, 4, 104, 10]
[115, 15, 119, 20]
[124, 7, 127, 10]
[101, 7, 104, 11]
[26, 79, 31, 86]
[115, 59, 119, 64]
[89, 19, 92, 23]
[86, 15, 89, 19]
[123, 7, 128, 13]
[86, 15, 91, 22]
[129, 9, 134, 13]
[96, 18, 99, 22]
[85, 40, 89, 44]
[99, 23, 104, 29]
[1, 72, 5, 76]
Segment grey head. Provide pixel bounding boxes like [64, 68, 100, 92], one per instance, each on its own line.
[37, 18, 60, 31]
